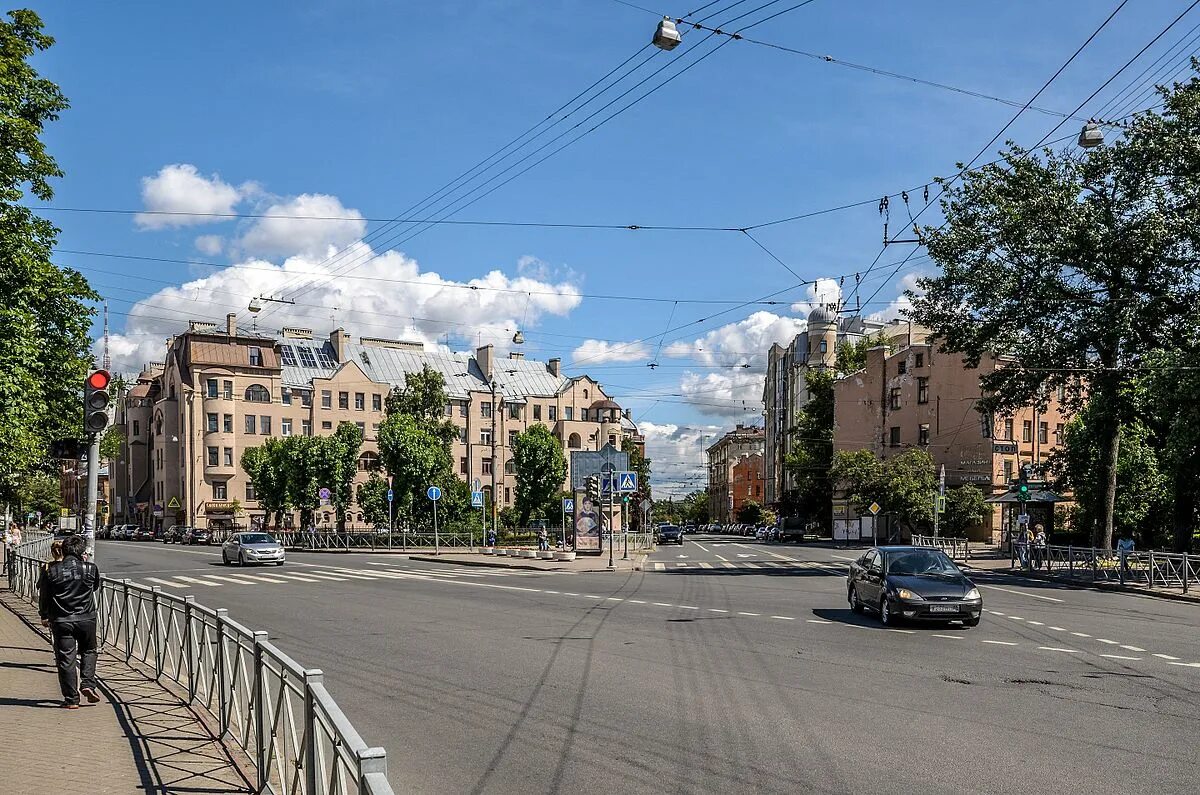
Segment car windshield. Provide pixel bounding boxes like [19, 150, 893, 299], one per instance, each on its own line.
[660, 526, 679, 532]
[886, 549, 959, 576]
[238, 533, 275, 544]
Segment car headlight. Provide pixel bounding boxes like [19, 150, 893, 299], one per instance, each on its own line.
[965, 588, 981, 601]
[895, 588, 925, 601]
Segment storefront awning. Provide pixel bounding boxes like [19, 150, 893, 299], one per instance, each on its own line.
[986, 490, 1066, 504]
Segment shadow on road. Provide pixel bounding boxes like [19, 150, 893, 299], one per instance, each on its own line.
[653, 567, 842, 578]
[811, 607, 971, 632]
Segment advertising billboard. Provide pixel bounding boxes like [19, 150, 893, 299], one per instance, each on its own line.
[572, 488, 601, 554]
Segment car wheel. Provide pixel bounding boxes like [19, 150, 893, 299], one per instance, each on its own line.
[964, 616, 980, 628]
[222, 553, 229, 566]
[879, 596, 894, 626]
[849, 586, 863, 614]
[239, 553, 246, 567]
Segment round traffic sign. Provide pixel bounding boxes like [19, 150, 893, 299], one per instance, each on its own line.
[427, 486, 442, 501]
[318, 487, 332, 501]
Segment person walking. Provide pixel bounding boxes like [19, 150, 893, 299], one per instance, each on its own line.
[1015, 522, 1030, 568]
[1033, 524, 1048, 570]
[537, 527, 549, 552]
[37, 535, 102, 709]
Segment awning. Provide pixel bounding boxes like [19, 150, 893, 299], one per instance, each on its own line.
[986, 489, 1067, 504]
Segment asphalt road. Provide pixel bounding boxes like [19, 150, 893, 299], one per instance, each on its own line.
[95, 536, 1200, 795]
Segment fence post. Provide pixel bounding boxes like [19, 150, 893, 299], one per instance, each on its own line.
[214, 608, 230, 737]
[303, 668, 324, 795]
[1092, 547, 1099, 582]
[149, 586, 162, 679]
[183, 596, 197, 702]
[1117, 547, 1124, 585]
[251, 630, 269, 793]
[357, 747, 388, 795]
[1184, 553, 1190, 594]
[1149, 551, 1156, 588]
[121, 579, 133, 662]
[1068, 545, 1073, 576]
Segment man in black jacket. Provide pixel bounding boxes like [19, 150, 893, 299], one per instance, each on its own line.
[37, 535, 102, 709]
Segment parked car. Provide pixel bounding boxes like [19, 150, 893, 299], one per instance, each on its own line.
[847, 546, 982, 627]
[114, 524, 135, 540]
[182, 527, 211, 546]
[222, 532, 286, 566]
[132, 526, 155, 541]
[162, 525, 189, 543]
[655, 524, 685, 545]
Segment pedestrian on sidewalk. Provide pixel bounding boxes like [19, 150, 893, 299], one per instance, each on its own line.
[37, 534, 102, 709]
[1116, 533, 1135, 578]
[1015, 523, 1030, 568]
[1033, 524, 1048, 570]
[537, 527, 549, 552]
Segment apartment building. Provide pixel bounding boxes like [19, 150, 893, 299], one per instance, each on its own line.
[832, 341, 1070, 542]
[705, 424, 764, 525]
[730, 452, 765, 522]
[114, 314, 642, 531]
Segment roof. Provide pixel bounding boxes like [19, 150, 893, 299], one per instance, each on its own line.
[590, 398, 621, 410]
[127, 384, 151, 398]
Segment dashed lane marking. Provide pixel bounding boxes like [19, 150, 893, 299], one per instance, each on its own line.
[678, 605, 699, 610]
[1026, 620, 1045, 626]
[1072, 632, 1092, 638]
[1098, 639, 1119, 645]
[652, 602, 672, 607]
[1120, 645, 1147, 652]
[981, 640, 1019, 646]
[887, 628, 915, 634]
[737, 612, 760, 617]
[1168, 661, 1200, 668]
[975, 583, 1064, 603]
[708, 608, 728, 613]
[932, 634, 963, 640]
[1102, 654, 1142, 660]
[771, 616, 795, 621]
[806, 619, 832, 624]
[1038, 647, 1080, 654]
[1048, 626, 1066, 631]
[1154, 654, 1180, 660]
[691, 541, 710, 553]
[714, 554, 729, 562]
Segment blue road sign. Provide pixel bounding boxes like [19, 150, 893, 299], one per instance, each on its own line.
[386, 489, 394, 503]
[427, 485, 442, 501]
[318, 487, 332, 501]
[618, 471, 637, 493]
[471, 491, 484, 508]
[563, 498, 574, 512]
[600, 476, 614, 495]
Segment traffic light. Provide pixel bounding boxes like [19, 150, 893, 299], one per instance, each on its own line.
[587, 475, 600, 502]
[84, 369, 112, 435]
[1016, 465, 1030, 502]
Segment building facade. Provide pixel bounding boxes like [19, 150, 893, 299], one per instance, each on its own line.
[705, 424, 764, 525]
[114, 315, 642, 531]
[832, 340, 1070, 542]
[730, 452, 765, 522]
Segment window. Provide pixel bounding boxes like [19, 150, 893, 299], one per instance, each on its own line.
[609, 435, 617, 446]
[246, 483, 257, 501]
[298, 346, 318, 367]
[214, 481, 228, 500]
[373, 394, 382, 412]
[132, 420, 140, 436]
[358, 452, 379, 471]
[505, 459, 515, 475]
[917, 378, 929, 405]
[889, 426, 901, 447]
[508, 403, 521, 420]
[1004, 418, 1014, 440]
[249, 347, 263, 367]
[356, 421, 365, 433]
[206, 378, 218, 398]
[281, 419, 292, 437]
[458, 400, 467, 417]
[482, 458, 493, 475]
[207, 446, 219, 466]
[915, 352, 924, 368]
[1038, 421, 1048, 445]
[315, 347, 335, 368]
[1057, 384, 1066, 402]
[549, 406, 558, 422]
[897, 360, 907, 375]
[581, 408, 590, 422]
[568, 433, 581, 449]
[302, 420, 312, 437]
[1022, 420, 1032, 443]
[918, 424, 930, 446]
[583, 389, 589, 399]
[321, 421, 332, 430]
[300, 390, 312, 408]
[355, 392, 365, 411]
[207, 413, 218, 433]
[1003, 460, 1013, 483]
[281, 388, 292, 406]
[460, 457, 468, 475]
[245, 384, 271, 403]
[481, 401, 492, 418]
[223, 447, 233, 467]
[444, 402, 453, 417]
[223, 414, 233, 433]
[889, 387, 901, 410]
[504, 487, 511, 504]
[458, 427, 468, 443]
[339, 391, 349, 410]
[508, 430, 518, 446]
[481, 429, 492, 445]
[260, 416, 271, 436]
[819, 339, 828, 353]
[533, 405, 541, 421]
[564, 407, 573, 421]
[279, 345, 298, 366]
[1055, 423, 1064, 444]
[223, 380, 233, 399]
[245, 415, 257, 434]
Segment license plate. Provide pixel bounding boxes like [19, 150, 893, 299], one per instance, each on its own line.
[929, 604, 957, 613]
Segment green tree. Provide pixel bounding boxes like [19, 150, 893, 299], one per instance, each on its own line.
[377, 412, 452, 528]
[385, 365, 457, 444]
[831, 448, 937, 536]
[0, 11, 97, 483]
[736, 500, 764, 525]
[13, 471, 59, 518]
[908, 79, 1200, 548]
[241, 439, 291, 529]
[783, 368, 834, 527]
[834, 332, 890, 374]
[99, 425, 125, 462]
[356, 473, 390, 528]
[1136, 346, 1200, 551]
[941, 485, 989, 537]
[681, 490, 710, 524]
[312, 422, 363, 530]
[511, 424, 567, 526]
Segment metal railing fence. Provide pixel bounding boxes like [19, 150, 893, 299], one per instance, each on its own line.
[911, 534, 972, 560]
[5, 537, 396, 795]
[206, 529, 474, 552]
[1011, 542, 1200, 594]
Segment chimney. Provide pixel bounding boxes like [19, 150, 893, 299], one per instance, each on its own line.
[476, 344, 494, 381]
[547, 357, 561, 377]
[329, 328, 352, 361]
[226, 313, 236, 337]
[624, 408, 631, 420]
[508, 351, 524, 360]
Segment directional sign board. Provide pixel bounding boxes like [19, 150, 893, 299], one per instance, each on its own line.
[471, 491, 484, 508]
[387, 489, 394, 503]
[563, 498, 574, 512]
[868, 502, 881, 516]
[618, 471, 637, 493]
[600, 476, 615, 495]
[427, 485, 442, 501]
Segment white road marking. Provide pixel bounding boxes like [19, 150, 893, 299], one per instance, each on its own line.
[1167, 661, 1200, 668]
[1101, 654, 1142, 661]
[653, 602, 672, 607]
[691, 541, 710, 553]
[1071, 632, 1092, 638]
[628, 599, 645, 604]
[977, 584, 1063, 603]
[605, 597, 623, 602]
[563, 592, 578, 596]
[830, 554, 859, 561]
[543, 590, 560, 595]
[981, 640, 1019, 646]
[1153, 654, 1180, 660]
[736, 554, 755, 559]
[272, 574, 324, 583]
[175, 576, 220, 587]
[1097, 639, 1119, 645]
[1120, 645, 1146, 652]
[932, 634, 962, 640]
[986, 610, 1005, 616]
[234, 574, 291, 584]
[678, 605, 699, 610]
[1008, 616, 1024, 621]
[677, 563, 689, 568]
[583, 594, 601, 599]
[714, 554, 729, 562]
[806, 619, 831, 624]
[698, 562, 713, 569]
[708, 608, 728, 613]
[652, 563, 664, 571]
[676, 555, 689, 559]
[1048, 626, 1066, 631]
[721, 562, 737, 569]
[1038, 647, 1080, 654]
[145, 577, 189, 588]
[1026, 620, 1045, 626]
[737, 612, 760, 617]
[887, 628, 915, 634]
[205, 574, 263, 585]
[771, 616, 795, 621]
[301, 573, 349, 581]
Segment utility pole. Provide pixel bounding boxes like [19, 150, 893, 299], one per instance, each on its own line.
[490, 380, 499, 540]
[82, 370, 112, 561]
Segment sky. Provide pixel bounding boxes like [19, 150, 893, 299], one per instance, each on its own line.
[23, 0, 1199, 495]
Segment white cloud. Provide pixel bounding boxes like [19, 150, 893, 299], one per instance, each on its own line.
[868, 272, 925, 322]
[107, 244, 583, 373]
[570, 339, 651, 364]
[236, 193, 367, 259]
[791, 276, 843, 314]
[195, 235, 224, 256]
[664, 311, 807, 369]
[640, 421, 723, 498]
[678, 370, 766, 418]
[135, 164, 243, 229]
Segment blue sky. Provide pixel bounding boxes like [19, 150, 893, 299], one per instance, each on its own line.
[25, 0, 1197, 493]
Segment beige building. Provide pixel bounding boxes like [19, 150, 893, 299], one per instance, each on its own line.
[705, 424, 764, 525]
[115, 315, 642, 531]
[832, 340, 1071, 542]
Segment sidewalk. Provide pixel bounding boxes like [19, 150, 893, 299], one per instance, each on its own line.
[961, 556, 1200, 604]
[0, 586, 250, 795]
[409, 550, 648, 572]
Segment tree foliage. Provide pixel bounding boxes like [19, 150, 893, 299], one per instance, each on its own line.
[241, 426, 362, 530]
[736, 500, 764, 525]
[941, 485, 989, 537]
[511, 424, 566, 526]
[907, 77, 1200, 547]
[356, 474, 390, 528]
[783, 368, 834, 526]
[831, 448, 936, 536]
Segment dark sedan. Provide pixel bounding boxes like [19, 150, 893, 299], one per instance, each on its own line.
[182, 527, 212, 545]
[847, 546, 982, 627]
[656, 525, 685, 545]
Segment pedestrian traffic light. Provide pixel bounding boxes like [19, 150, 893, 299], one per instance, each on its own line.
[84, 369, 112, 435]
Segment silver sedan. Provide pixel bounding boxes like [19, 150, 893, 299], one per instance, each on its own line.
[221, 532, 286, 566]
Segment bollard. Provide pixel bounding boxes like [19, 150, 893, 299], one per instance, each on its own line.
[251, 630, 269, 792]
[303, 669, 324, 795]
[214, 608, 230, 736]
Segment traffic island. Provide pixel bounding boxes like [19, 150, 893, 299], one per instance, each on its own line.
[408, 551, 646, 572]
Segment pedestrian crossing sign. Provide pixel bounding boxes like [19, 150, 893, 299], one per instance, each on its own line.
[471, 491, 484, 508]
[167, 497, 181, 509]
[618, 472, 637, 493]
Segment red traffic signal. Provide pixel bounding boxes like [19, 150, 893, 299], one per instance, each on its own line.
[87, 370, 111, 390]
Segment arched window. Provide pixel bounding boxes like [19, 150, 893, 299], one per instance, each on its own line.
[583, 389, 589, 399]
[244, 384, 271, 403]
[568, 433, 582, 449]
[358, 451, 380, 472]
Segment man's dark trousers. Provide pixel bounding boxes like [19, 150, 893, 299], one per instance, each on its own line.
[51, 615, 99, 704]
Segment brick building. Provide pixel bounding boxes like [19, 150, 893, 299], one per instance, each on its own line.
[705, 424, 764, 525]
[730, 452, 765, 522]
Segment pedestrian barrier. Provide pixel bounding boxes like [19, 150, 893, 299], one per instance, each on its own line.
[271, 530, 474, 552]
[1012, 542, 1200, 594]
[5, 535, 396, 795]
[911, 534, 972, 560]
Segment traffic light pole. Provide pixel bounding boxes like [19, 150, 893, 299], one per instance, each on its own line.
[83, 432, 100, 561]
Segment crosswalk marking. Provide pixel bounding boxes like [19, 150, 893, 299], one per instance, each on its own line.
[175, 576, 220, 587]
[145, 577, 189, 588]
[645, 560, 842, 573]
[698, 562, 713, 569]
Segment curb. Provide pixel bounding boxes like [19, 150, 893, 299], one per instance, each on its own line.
[963, 565, 1200, 604]
[407, 554, 642, 573]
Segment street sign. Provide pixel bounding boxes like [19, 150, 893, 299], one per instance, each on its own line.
[868, 502, 881, 516]
[936, 495, 947, 514]
[386, 488, 394, 503]
[563, 498, 574, 512]
[60, 508, 69, 517]
[318, 487, 332, 501]
[618, 471, 637, 493]
[992, 441, 1018, 454]
[427, 485, 442, 501]
[167, 497, 180, 509]
[472, 478, 481, 491]
[471, 491, 484, 508]
[600, 476, 615, 495]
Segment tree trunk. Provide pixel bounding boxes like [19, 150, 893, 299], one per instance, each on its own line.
[1094, 420, 1120, 550]
[1172, 467, 1196, 553]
